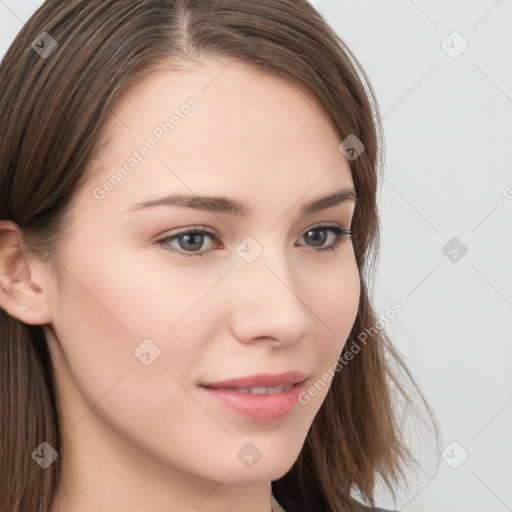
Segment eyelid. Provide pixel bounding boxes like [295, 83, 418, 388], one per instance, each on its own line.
[156, 225, 220, 242]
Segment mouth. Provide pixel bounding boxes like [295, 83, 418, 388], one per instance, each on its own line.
[204, 383, 295, 395]
[198, 372, 308, 422]
[200, 370, 307, 389]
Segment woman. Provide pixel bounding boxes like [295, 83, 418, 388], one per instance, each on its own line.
[0, 1, 439, 511]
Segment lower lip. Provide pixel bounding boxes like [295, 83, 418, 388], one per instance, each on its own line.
[198, 382, 305, 422]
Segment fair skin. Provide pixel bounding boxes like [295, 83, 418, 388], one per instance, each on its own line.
[0, 57, 360, 512]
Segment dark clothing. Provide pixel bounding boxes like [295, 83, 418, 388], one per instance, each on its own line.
[276, 498, 395, 511]
[271, 482, 396, 511]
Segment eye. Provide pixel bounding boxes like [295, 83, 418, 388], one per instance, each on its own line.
[157, 226, 220, 257]
[297, 225, 354, 253]
[156, 224, 354, 258]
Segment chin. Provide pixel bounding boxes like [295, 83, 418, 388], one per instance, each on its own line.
[226, 452, 298, 484]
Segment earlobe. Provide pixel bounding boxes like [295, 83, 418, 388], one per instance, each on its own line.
[0, 221, 53, 325]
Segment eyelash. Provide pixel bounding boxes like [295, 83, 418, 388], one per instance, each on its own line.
[156, 224, 354, 258]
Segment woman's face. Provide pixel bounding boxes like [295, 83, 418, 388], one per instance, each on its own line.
[42, 57, 360, 508]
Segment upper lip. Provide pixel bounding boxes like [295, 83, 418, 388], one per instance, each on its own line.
[201, 371, 307, 389]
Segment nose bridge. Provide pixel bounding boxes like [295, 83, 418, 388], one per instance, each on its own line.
[228, 239, 314, 344]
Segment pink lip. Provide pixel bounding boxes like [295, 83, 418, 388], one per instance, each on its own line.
[200, 371, 307, 389]
[198, 381, 306, 422]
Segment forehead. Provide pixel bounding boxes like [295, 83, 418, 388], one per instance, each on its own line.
[84, 57, 354, 212]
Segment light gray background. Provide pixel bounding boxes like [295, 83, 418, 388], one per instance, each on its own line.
[1, 1, 511, 511]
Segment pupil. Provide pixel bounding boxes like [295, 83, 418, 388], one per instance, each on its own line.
[307, 229, 326, 247]
[182, 234, 203, 251]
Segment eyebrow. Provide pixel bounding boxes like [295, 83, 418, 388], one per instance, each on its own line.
[127, 187, 357, 217]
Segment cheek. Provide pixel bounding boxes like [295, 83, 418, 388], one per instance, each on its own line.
[54, 248, 225, 367]
[51, 250, 240, 471]
[307, 252, 360, 340]
[51, 244, 232, 418]
[300, 256, 360, 402]
[335, 263, 360, 352]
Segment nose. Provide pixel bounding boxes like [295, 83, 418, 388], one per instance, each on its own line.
[227, 248, 315, 347]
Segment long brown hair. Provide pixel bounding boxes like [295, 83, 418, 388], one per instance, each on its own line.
[0, 1, 440, 511]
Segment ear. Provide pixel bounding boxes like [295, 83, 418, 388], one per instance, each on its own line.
[0, 220, 53, 325]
